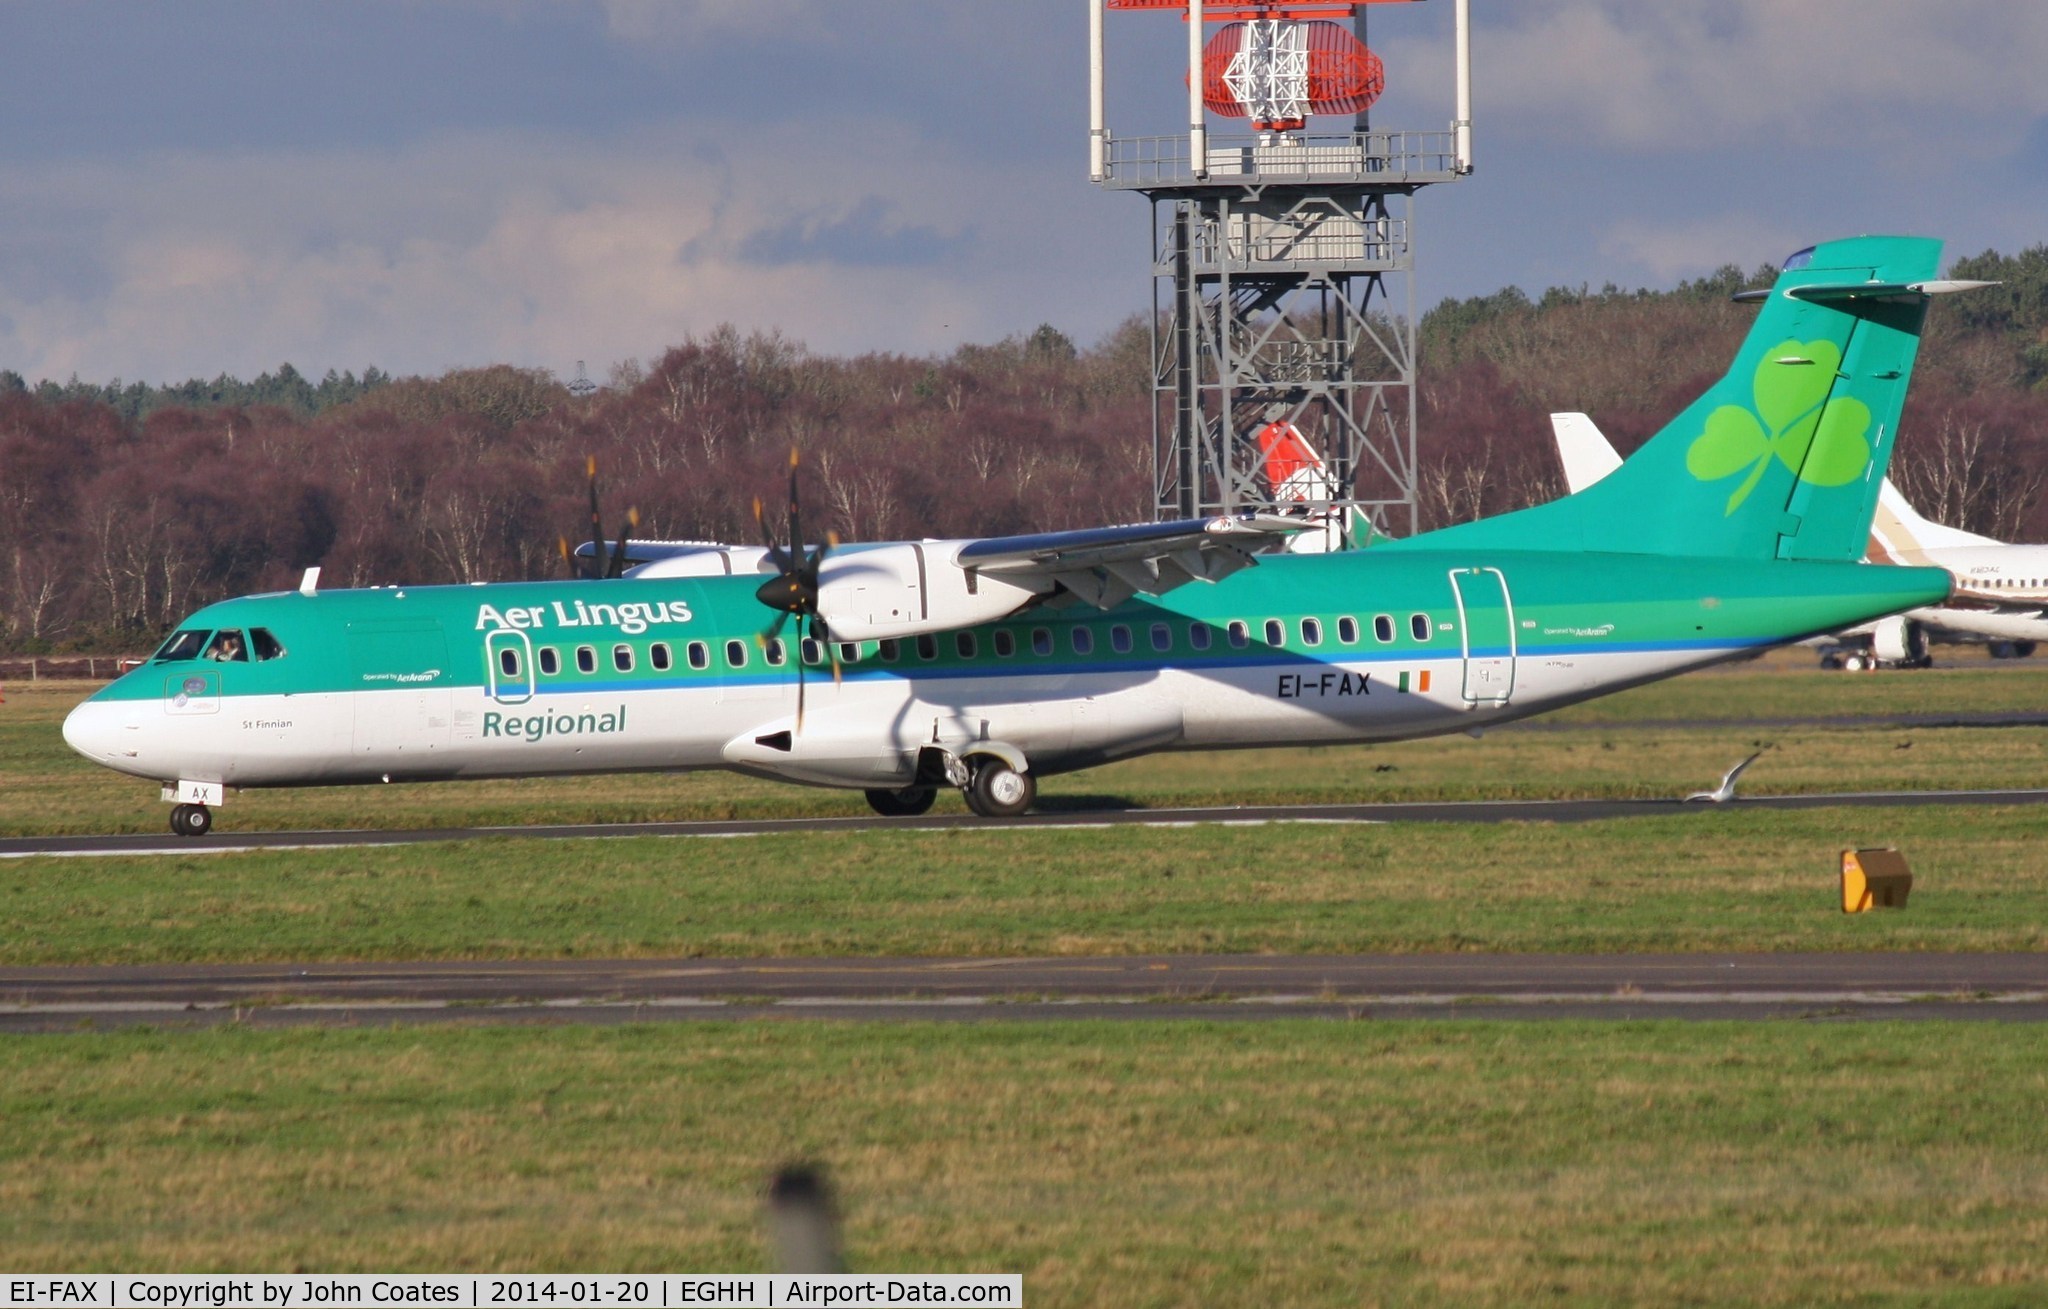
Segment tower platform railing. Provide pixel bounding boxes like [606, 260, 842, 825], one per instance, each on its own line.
[1098, 129, 1460, 190]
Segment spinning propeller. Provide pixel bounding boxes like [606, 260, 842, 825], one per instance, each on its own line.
[558, 455, 639, 580]
[753, 448, 840, 729]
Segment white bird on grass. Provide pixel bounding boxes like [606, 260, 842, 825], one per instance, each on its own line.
[1685, 748, 1767, 803]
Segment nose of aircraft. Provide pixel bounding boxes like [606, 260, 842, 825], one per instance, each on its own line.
[63, 696, 138, 769]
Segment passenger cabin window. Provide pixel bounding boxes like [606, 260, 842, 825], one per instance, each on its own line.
[1227, 621, 1250, 649]
[249, 628, 286, 660]
[802, 638, 823, 665]
[916, 635, 939, 661]
[956, 632, 977, 659]
[1189, 624, 1212, 652]
[993, 630, 1016, 658]
[839, 642, 859, 663]
[879, 638, 901, 663]
[650, 643, 672, 672]
[576, 646, 597, 674]
[1150, 623, 1172, 653]
[1374, 615, 1395, 643]
[1410, 613, 1431, 641]
[499, 647, 521, 678]
[1301, 618, 1323, 647]
[539, 647, 561, 676]
[154, 630, 211, 662]
[1337, 617, 1358, 645]
[1110, 625, 1132, 654]
[688, 641, 710, 671]
[1072, 627, 1095, 655]
[205, 630, 249, 662]
[764, 640, 785, 667]
[1263, 619, 1285, 648]
[725, 639, 748, 668]
[1031, 628, 1053, 656]
[614, 643, 635, 673]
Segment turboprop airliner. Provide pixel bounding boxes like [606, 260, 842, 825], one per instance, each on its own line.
[67, 235, 1964, 836]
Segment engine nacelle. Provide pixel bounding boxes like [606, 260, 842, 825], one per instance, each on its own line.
[815, 542, 1047, 642]
[1870, 615, 1928, 665]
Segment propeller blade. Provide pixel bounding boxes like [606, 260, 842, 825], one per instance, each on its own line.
[794, 642, 807, 733]
[606, 508, 640, 579]
[753, 496, 790, 574]
[584, 456, 604, 581]
[558, 536, 574, 579]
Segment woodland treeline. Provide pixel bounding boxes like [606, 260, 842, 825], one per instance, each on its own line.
[3, 246, 2046, 653]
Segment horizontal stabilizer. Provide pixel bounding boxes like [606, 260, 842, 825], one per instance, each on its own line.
[1735, 278, 1999, 304]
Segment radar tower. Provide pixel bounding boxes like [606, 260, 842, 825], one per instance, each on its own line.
[1089, 0, 1472, 541]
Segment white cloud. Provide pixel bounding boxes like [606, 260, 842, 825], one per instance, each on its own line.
[1467, 1, 2048, 154]
[1597, 214, 1805, 287]
[0, 123, 1132, 385]
[590, 0, 829, 45]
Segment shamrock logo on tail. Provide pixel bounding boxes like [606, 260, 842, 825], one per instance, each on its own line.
[1685, 339, 1872, 515]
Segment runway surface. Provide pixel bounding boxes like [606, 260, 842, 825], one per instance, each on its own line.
[6, 953, 2045, 1030]
[6, 787, 2048, 859]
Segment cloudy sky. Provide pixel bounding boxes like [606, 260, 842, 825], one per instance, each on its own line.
[3, 0, 2045, 385]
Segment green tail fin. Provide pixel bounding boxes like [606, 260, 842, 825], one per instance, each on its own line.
[1408, 234, 1943, 561]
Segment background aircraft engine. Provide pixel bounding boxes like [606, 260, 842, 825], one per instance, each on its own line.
[815, 542, 1047, 643]
[1871, 615, 1930, 666]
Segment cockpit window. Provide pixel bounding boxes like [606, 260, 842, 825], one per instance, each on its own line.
[249, 628, 286, 661]
[204, 630, 250, 662]
[153, 630, 211, 662]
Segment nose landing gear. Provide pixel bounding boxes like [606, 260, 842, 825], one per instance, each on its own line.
[168, 803, 214, 837]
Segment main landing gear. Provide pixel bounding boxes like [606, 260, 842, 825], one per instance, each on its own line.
[169, 803, 214, 837]
[964, 761, 1035, 818]
[864, 750, 1038, 819]
[864, 786, 937, 817]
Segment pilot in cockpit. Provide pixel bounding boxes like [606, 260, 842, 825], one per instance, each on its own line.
[205, 630, 247, 662]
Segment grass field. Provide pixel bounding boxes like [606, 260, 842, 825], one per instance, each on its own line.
[6, 651, 2048, 837]
[5, 1022, 2046, 1306]
[7, 656, 2047, 1301]
[6, 806, 2048, 964]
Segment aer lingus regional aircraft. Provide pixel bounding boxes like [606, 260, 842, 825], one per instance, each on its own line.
[67, 235, 1962, 836]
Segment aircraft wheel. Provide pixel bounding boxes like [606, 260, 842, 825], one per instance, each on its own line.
[170, 804, 213, 838]
[864, 786, 936, 818]
[965, 762, 1035, 818]
[1990, 641, 2015, 660]
[2018, 642, 2038, 659]
[1842, 654, 1867, 672]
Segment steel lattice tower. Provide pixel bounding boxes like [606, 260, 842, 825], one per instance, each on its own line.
[1089, 0, 1471, 542]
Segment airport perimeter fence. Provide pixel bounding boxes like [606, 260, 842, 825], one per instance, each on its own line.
[0, 655, 142, 683]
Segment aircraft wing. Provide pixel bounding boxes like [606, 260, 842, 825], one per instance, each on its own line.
[957, 513, 1313, 609]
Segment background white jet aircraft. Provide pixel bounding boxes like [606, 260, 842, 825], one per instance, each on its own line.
[1552, 412, 2048, 669]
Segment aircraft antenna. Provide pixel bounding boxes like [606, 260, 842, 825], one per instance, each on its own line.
[1090, 0, 1472, 539]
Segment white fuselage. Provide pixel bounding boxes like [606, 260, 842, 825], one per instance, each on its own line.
[64, 643, 1722, 793]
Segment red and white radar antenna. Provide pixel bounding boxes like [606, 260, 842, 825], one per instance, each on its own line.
[1096, 1, 1468, 176]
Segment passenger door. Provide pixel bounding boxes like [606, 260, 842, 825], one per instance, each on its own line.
[1449, 567, 1517, 706]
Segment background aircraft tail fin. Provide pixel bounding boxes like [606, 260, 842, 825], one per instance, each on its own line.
[1412, 235, 1949, 561]
[1254, 419, 1353, 554]
[1550, 412, 1624, 495]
